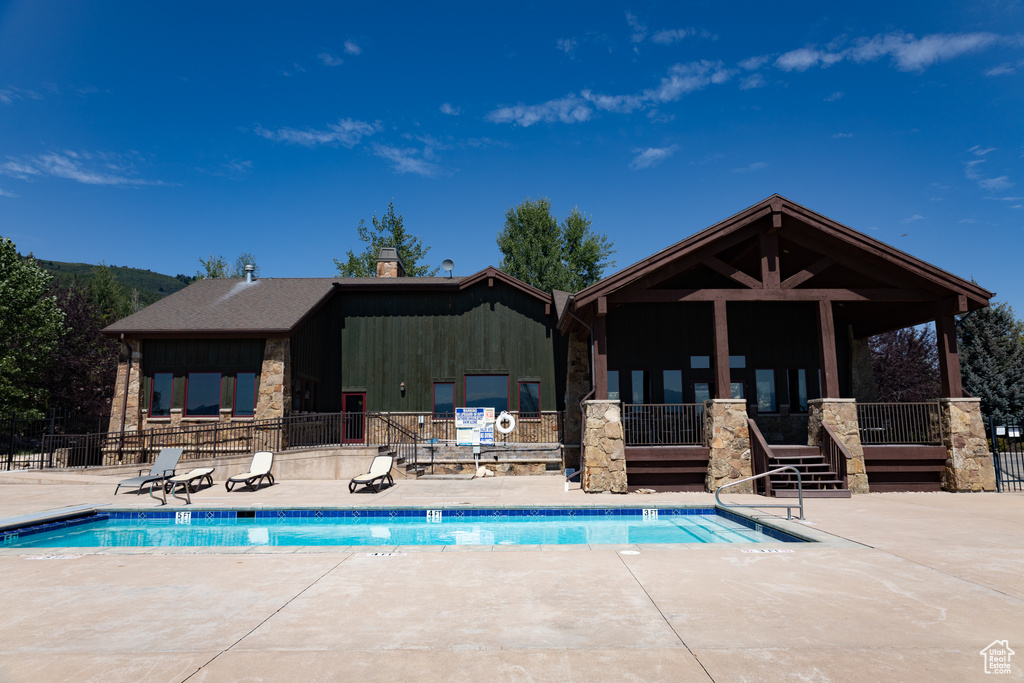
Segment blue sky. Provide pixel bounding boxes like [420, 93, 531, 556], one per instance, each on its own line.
[1, 1, 1023, 311]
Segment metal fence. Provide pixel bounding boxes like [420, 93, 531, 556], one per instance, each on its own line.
[622, 404, 705, 446]
[4, 411, 110, 471]
[19, 410, 565, 471]
[856, 402, 943, 445]
[990, 416, 1023, 493]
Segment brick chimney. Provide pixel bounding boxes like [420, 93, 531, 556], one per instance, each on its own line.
[376, 247, 406, 278]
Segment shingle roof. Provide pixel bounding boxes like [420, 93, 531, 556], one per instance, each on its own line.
[102, 278, 337, 336]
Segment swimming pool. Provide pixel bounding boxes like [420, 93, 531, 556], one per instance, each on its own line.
[1, 507, 805, 548]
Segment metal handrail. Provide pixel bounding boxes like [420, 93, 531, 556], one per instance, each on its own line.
[715, 466, 805, 520]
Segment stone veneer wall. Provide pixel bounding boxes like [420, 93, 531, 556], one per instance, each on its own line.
[581, 400, 627, 493]
[107, 339, 142, 434]
[705, 399, 752, 493]
[807, 398, 869, 494]
[563, 332, 591, 469]
[255, 338, 290, 421]
[939, 398, 997, 492]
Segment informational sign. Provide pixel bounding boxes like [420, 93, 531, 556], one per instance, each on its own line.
[455, 407, 496, 446]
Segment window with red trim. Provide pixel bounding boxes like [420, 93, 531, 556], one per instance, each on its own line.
[518, 382, 540, 419]
[185, 373, 221, 417]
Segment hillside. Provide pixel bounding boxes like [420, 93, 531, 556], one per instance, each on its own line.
[31, 258, 192, 305]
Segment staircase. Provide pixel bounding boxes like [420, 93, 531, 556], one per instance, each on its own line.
[767, 446, 850, 498]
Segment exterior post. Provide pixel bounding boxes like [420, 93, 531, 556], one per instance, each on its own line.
[817, 300, 840, 398]
[935, 314, 964, 399]
[712, 300, 731, 399]
[592, 316, 608, 400]
[255, 338, 291, 421]
[808, 398, 869, 493]
[704, 399, 752, 493]
[107, 339, 142, 435]
[939, 398, 996, 491]
[563, 332, 591, 470]
[581, 399, 627, 493]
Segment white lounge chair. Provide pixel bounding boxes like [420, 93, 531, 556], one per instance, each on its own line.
[225, 451, 275, 492]
[349, 454, 394, 493]
[167, 467, 215, 504]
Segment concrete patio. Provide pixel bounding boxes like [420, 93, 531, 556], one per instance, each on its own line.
[0, 472, 1021, 681]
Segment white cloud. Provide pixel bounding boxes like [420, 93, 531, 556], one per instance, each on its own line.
[344, 41, 362, 55]
[439, 102, 461, 116]
[832, 132, 853, 138]
[651, 28, 695, 45]
[626, 12, 647, 43]
[0, 86, 42, 105]
[901, 214, 925, 223]
[739, 73, 765, 90]
[0, 188, 17, 197]
[581, 89, 645, 113]
[986, 63, 1016, 76]
[629, 145, 678, 170]
[965, 158, 1013, 191]
[739, 55, 770, 71]
[850, 31, 1000, 71]
[775, 48, 824, 72]
[646, 60, 733, 102]
[0, 151, 164, 186]
[825, 91, 844, 101]
[557, 37, 577, 56]
[372, 144, 439, 176]
[255, 118, 380, 147]
[486, 95, 592, 127]
[318, 53, 343, 66]
[733, 161, 768, 173]
[969, 145, 996, 156]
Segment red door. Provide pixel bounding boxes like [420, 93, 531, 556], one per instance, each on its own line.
[342, 393, 365, 443]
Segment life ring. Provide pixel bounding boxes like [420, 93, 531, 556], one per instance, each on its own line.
[495, 411, 516, 434]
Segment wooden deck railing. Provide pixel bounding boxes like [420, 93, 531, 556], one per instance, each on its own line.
[820, 422, 850, 488]
[747, 418, 774, 496]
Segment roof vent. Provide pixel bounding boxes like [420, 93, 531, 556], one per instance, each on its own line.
[244, 263, 255, 283]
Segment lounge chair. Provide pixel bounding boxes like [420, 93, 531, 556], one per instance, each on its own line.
[349, 454, 394, 493]
[114, 447, 183, 504]
[167, 467, 215, 504]
[225, 451, 275, 491]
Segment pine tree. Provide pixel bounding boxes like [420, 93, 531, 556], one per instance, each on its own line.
[958, 301, 1024, 422]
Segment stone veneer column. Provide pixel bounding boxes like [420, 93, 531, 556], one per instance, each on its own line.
[581, 400, 627, 493]
[107, 339, 142, 434]
[255, 338, 291, 421]
[563, 332, 591, 468]
[939, 398, 996, 492]
[807, 398, 868, 494]
[705, 399, 752, 493]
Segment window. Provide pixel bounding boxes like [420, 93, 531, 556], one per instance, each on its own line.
[433, 382, 455, 417]
[185, 373, 221, 417]
[465, 375, 508, 413]
[690, 355, 710, 369]
[663, 370, 683, 403]
[755, 369, 777, 412]
[607, 371, 620, 400]
[694, 382, 711, 403]
[150, 373, 173, 416]
[729, 355, 746, 368]
[788, 369, 808, 412]
[234, 372, 257, 417]
[731, 382, 745, 400]
[630, 370, 649, 404]
[518, 382, 540, 418]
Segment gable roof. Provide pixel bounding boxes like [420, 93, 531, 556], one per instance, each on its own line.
[104, 267, 554, 338]
[103, 278, 337, 337]
[571, 194, 992, 311]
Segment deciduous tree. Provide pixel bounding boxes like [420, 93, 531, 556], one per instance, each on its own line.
[497, 198, 614, 292]
[334, 201, 436, 277]
[869, 326, 940, 402]
[0, 238, 66, 416]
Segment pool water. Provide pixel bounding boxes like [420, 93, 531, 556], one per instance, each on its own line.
[3, 508, 802, 548]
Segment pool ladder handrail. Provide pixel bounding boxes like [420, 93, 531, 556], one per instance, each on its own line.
[715, 465, 805, 520]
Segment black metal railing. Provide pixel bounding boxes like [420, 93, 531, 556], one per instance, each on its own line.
[5, 411, 111, 471]
[622, 404, 704, 446]
[990, 415, 1023, 493]
[856, 402, 943, 445]
[25, 410, 565, 471]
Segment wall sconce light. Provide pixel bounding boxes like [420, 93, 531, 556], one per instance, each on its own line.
[399, 381, 406, 395]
